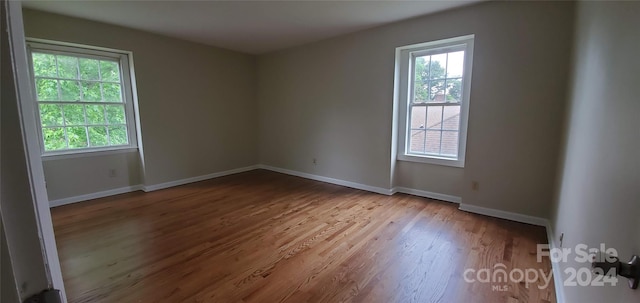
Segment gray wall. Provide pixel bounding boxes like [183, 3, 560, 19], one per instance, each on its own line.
[42, 152, 141, 200]
[24, 3, 576, 218]
[22, 9, 258, 200]
[551, 2, 640, 302]
[1, 219, 20, 303]
[257, 1, 574, 217]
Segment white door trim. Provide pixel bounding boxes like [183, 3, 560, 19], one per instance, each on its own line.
[5, 2, 66, 301]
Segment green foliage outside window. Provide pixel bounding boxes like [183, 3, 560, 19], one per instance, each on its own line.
[413, 54, 463, 103]
[32, 51, 129, 151]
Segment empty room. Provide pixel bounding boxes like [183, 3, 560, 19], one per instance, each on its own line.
[1, 0, 638, 303]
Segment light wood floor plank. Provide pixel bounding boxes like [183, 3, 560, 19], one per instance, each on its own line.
[51, 170, 556, 303]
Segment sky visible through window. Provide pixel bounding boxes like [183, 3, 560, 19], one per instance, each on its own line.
[409, 50, 464, 157]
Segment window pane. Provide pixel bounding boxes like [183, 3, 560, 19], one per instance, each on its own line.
[106, 105, 125, 124]
[32, 53, 57, 77]
[425, 130, 441, 154]
[414, 56, 430, 102]
[59, 80, 80, 101]
[88, 126, 108, 147]
[67, 126, 88, 148]
[413, 81, 428, 103]
[42, 127, 66, 151]
[31, 45, 135, 154]
[426, 106, 443, 130]
[429, 80, 445, 102]
[402, 39, 472, 162]
[102, 83, 122, 102]
[79, 58, 100, 80]
[100, 61, 120, 82]
[86, 105, 106, 125]
[81, 81, 102, 101]
[430, 53, 447, 80]
[443, 106, 461, 131]
[108, 125, 128, 145]
[410, 106, 426, 129]
[409, 130, 425, 153]
[446, 51, 464, 78]
[39, 104, 63, 127]
[36, 79, 59, 101]
[445, 78, 462, 102]
[63, 104, 85, 125]
[441, 131, 459, 157]
[56, 55, 79, 79]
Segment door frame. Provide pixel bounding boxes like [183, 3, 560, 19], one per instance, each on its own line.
[5, 1, 66, 301]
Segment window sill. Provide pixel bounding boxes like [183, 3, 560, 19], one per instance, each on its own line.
[397, 153, 465, 168]
[42, 146, 138, 161]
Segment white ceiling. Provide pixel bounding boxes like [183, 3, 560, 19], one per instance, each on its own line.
[22, 0, 481, 54]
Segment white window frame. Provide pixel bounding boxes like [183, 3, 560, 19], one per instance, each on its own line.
[395, 35, 474, 168]
[26, 38, 140, 159]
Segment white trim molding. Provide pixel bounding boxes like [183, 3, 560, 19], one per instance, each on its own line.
[141, 165, 259, 192]
[49, 185, 143, 207]
[392, 187, 461, 203]
[257, 165, 464, 204]
[395, 35, 475, 168]
[458, 203, 548, 227]
[41, 147, 138, 162]
[257, 165, 394, 196]
[6, 1, 67, 298]
[49, 165, 260, 207]
[26, 39, 142, 158]
[545, 222, 566, 303]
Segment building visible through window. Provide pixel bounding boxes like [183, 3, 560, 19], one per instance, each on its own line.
[396, 35, 474, 167]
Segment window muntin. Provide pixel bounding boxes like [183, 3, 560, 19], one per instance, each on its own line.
[408, 47, 465, 158]
[396, 35, 474, 167]
[28, 42, 138, 155]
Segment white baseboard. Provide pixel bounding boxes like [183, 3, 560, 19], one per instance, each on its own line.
[49, 165, 260, 207]
[392, 187, 461, 203]
[256, 166, 462, 204]
[458, 203, 548, 227]
[257, 165, 394, 195]
[459, 203, 563, 301]
[545, 222, 566, 303]
[49, 185, 143, 207]
[142, 165, 259, 192]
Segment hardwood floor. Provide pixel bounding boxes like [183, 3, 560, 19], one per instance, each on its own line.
[51, 170, 556, 303]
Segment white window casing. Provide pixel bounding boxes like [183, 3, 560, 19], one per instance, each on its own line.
[396, 35, 474, 168]
[26, 39, 141, 159]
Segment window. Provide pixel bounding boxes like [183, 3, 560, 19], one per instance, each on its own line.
[27, 40, 139, 157]
[396, 35, 474, 167]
